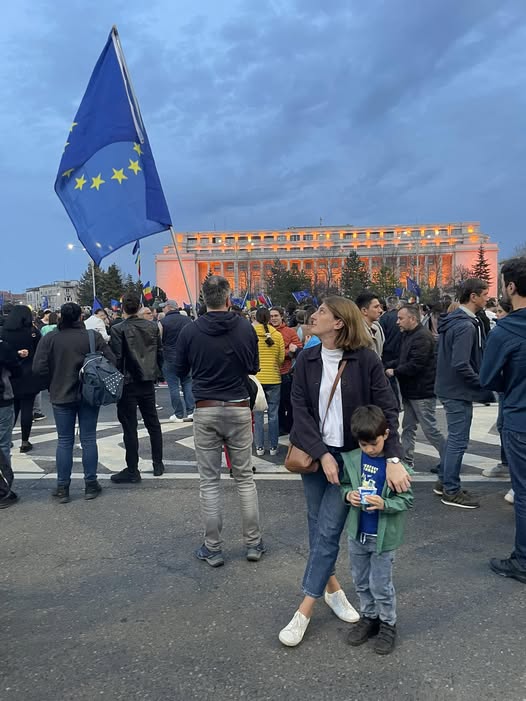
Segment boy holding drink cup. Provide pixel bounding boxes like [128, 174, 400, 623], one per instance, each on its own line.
[340, 405, 413, 655]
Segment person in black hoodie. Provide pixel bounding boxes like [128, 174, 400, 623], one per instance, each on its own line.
[32, 303, 115, 503]
[435, 278, 492, 509]
[0, 332, 24, 508]
[175, 275, 263, 567]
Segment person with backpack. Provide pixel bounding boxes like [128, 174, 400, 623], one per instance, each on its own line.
[32, 303, 116, 503]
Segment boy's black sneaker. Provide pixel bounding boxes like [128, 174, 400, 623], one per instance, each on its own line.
[52, 486, 70, 503]
[84, 480, 102, 500]
[374, 622, 397, 655]
[346, 616, 380, 646]
[110, 468, 142, 484]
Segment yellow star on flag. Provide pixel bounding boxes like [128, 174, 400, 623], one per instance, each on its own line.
[62, 168, 75, 178]
[90, 173, 105, 191]
[70, 122, 78, 133]
[74, 174, 87, 190]
[133, 142, 143, 156]
[111, 168, 128, 184]
[128, 159, 142, 175]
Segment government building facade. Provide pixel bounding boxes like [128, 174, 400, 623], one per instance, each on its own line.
[155, 221, 499, 302]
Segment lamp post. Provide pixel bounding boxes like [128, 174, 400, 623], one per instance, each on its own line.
[67, 243, 96, 300]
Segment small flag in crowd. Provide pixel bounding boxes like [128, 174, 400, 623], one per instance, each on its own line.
[143, 281, 153, 301]
[41, 296, 50, 310]
[291, 290, 310, 304]
[132, 240, 141, 278]
[55, 27, 172, 266]
[92, 297, 104, 311]
[110, 298, 121, 311]
[406, 277, 421, 297]
[0, 293, 4, 311]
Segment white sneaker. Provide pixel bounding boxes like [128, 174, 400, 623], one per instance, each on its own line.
[504, 489, 515, 504]
[324, 589, 360, 623]
[256, 447, 265, 457]
[278, 611, 310, 647]
[186, 413, 194, 420]
[269, 447, 278, 456]
[169, 415, 184, 423]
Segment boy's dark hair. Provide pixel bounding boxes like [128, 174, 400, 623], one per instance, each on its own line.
[354, 291, 378, 311]
[59, 302, 82, 329]
[501, 256, 526, 297]
[122, 293, 141, 315]
[458, 278, 488, 304]
[351, 405, 388, 443]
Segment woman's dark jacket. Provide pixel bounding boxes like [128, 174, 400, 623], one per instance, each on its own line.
[0, 326, 41, 397]
[290, 344, 402, 461]
[32, 322, 115, 404]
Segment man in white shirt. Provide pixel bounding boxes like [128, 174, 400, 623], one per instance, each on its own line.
[84, 308, 110, 342]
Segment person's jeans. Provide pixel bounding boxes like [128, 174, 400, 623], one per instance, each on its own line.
[301, 448, 349, 598]
[53, 402, 100, 486]
[33, 392, 43, 414]
[117, 381, 163, 472]
[497, 394, 508, 466]
[193, 406, 261, 551]
[163, 360, 194, 418]
[348, 536, 397, 625]
[401, 397, 446, 467]
[502, 430, 526, 571]
[253, 383, 281, 449]
[0, 404, 15, 494]
[438, 397, 473, 494]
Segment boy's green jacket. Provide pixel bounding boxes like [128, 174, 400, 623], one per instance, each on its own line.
[340, 449, 414, 554]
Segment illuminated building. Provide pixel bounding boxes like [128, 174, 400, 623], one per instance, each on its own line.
[155, 221, 498, 301]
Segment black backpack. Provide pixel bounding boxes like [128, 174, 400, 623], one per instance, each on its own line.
[79, 330, 124, 407]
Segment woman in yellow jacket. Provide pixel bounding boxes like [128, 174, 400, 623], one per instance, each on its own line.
[253, 307, 285, 456]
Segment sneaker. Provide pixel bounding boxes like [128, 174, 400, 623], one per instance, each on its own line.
[169, 415, 184, 423]
[278, 611, 310, 647]
[346, 616, 380, 646]
[256, 447, 265, 457]
[441, 489, 480, 509]
[156, 381, 168, 388]
[32, 412, 46, 421]
[432, 480, 443, 496]
[482, 463, 509, 478]
[374, 622, 397, 655]
[20, 441, 33, 453]
[155, 404, 163, 411]
[84, 480, 102, 500]
[52, 485, 70, 503]
[269, 447, 278, 456]
[194, 544, 224, 568]
[489, 557, 526, 584]
[185, 413, 194, 420]
[0, 492, 19, 509]
[246, 541, 266, 562]
[324, 589, 360, 623]
[110, 468, 142, 484]
[504, 489, 515, 504]
[153, 462, 165, 477]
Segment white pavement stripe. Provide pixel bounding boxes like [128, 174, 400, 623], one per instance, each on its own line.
[11, 454, 45, 473]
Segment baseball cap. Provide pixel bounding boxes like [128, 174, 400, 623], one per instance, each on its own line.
[160, 299, 178, 308]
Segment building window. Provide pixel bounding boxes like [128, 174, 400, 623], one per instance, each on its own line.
[305, 262, 312, 269]
[304, 234, 313, 241]
[290, 234, 300, 242]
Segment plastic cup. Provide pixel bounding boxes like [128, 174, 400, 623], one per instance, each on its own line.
[359, 486, 377, 505]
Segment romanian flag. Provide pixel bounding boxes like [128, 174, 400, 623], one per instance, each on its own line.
[143, 281, 153, 301]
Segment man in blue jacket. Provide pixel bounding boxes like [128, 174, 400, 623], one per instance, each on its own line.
[481, 258, 526, 584]
[435, 278, 491, 509]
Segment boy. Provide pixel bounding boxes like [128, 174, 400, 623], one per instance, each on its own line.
[341, 405, 413, 655]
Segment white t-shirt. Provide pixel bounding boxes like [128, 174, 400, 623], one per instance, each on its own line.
[84, 314, 110, 342]
[319, 346, 344, 448]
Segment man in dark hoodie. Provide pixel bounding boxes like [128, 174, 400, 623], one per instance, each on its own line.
[481, 257, 526, 584]
[175, 275, 264, 567]
[0, 333, 24, 508]
[435, 278, 491, 509]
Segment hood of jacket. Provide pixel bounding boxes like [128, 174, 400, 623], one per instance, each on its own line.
[196, 311, 241, 336]
[437, 308, 478, 335]
[496, 308, 526, 340]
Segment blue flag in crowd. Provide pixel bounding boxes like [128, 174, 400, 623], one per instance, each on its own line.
[292, 290, 310, 304]
[41, 296, 49, 310]
[92, 297, 104, 312]
[406, 277, 421, 297]
[55, 28, 172, 266]
[0, 293, 4, 311]
[110, 298, 121, 310]
[394, 287, 404, 297]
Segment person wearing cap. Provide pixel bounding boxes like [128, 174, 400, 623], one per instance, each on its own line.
[160, 299, 194, 423]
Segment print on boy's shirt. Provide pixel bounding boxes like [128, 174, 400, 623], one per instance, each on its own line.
[358, 453, 387, 536]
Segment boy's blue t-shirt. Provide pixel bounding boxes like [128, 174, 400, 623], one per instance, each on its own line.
[358, 452, 387, 536]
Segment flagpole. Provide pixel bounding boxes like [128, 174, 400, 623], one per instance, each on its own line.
[169, 227, 195, 312]
[91, 258, 96, 300]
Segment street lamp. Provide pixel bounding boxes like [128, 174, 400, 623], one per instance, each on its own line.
[67, 243, 96, 300]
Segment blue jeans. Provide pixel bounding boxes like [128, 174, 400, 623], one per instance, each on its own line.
[348, 536, 397, 625]
[502, 430, 526, 571]
[438, 397, 473, 494]
[163, 360, 194, 418]
[53, 402, 100, 486]
[0, 404, 14, 469]
[301, 448, 349, 598]
[253, 384, 281, 450]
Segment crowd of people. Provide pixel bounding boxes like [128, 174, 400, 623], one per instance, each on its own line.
[1, 259, 525, 654]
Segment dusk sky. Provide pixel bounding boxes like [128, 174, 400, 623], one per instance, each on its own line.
[2, 0, 526, 292]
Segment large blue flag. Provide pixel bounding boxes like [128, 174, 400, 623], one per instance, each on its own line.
[55, 27, 172, 266]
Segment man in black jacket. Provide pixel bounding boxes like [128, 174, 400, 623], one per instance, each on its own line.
[110, 293, 164, 483]
[160, 300, 194, 422]
[0, 334, 23, 508]
[385, 305, 446, 472]
[379, 295, 402, 410]
[175, 275, 264, 567]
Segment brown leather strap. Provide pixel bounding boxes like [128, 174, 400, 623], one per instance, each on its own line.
[320, 360, 347, 434]
[195, 400, 251, 408]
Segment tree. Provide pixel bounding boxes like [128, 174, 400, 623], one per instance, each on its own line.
[266, 259, 312, 307]
[100, 263, 124, 306]
[452, 264, 472, 299]
[77, 263, 106, 306]
[471, 245, 492, 284]
[198, 269, 213, 308]
[340, 251, 371, 300]
[371, 266, 400, 301]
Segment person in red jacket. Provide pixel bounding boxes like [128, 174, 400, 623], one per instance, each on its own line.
[270, 307, 302, 435]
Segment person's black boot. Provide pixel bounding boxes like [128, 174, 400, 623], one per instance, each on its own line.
[52, 485, 70, 503]
[374, 622, 397, 655]
[346, 617, 380, 646]
[0, 492, 19, 509]
[110, 468, 142, 484]
[20, 441, 33, 453]
[84, 480, 102, 500]
[153, 462, 165, 477]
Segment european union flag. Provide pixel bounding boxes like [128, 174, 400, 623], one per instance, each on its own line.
[406, 277, 421, 298]
[55, 27, 172, 266]
[291, 290, 311, 304]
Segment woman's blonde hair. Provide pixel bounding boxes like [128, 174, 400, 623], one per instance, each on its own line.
[322, 296, 373, 351]
[447, 301, 460, 313]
